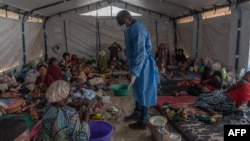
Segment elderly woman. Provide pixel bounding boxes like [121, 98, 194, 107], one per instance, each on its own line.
[34, 80, 89, 141]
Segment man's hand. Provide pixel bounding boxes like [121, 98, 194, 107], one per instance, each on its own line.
[128, 75, 136, 89]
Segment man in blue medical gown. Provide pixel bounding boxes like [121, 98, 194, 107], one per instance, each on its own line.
[116, 10, 160, 129]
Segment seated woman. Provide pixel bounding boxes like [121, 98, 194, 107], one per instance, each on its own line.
[34, 80, 89, 141]
[47, 57, 62, 81]
[77, 64, 87, 84]
[82, 65, 94, 80]
[194, 71, 250, 117]
[68, 90, 97, 117]
[155, 43, 170, 73]
[175, 48, 187, 66]
[35, 62, 54, 93]
[68, 69, 97, 113]
[70, 65, 87, 86]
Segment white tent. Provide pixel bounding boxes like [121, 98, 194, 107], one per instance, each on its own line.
[0, 0, 250, 74]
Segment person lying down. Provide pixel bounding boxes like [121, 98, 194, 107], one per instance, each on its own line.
[194, 71, 250, 119]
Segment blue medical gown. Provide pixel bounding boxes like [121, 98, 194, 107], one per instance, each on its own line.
[125, 20, 160, 106]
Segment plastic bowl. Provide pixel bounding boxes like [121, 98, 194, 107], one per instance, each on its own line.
[88, 121, 113, 141]
[149, 115, 167, 126]
[112, 83, 131, 96]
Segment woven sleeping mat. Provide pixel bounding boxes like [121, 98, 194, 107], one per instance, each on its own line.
[157, 96, 250, 141]
[172, 120, 225, 141]
[171, 111, 250, 141]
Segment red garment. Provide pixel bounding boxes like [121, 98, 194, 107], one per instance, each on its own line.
[204, 83, 216, 91]
[227, 82, 250, 107]
[47, 64, 62, 80]
[35, 74, 54, 87]
[71, 60, 77, 65]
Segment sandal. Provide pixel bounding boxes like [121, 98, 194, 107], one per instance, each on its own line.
[107, 106, 118, 114]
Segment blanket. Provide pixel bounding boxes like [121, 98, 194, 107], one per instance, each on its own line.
[157, 96, 207, 115]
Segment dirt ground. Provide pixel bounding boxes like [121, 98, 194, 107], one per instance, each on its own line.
[94, 82, 186, 141]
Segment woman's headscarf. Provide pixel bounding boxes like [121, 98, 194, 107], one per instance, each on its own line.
[36, 61, 48, 70]
[46, 80, 70, 103]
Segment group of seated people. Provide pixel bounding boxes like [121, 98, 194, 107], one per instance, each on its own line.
[155, 43, 188, 73]
[0, 52, 113, 140]
[160, 55, 250, 119]
[0, 80, 90, 141]
[1, 42, 250, 140]
[155, 43, 250, 119]
[21, 52, 108, 93]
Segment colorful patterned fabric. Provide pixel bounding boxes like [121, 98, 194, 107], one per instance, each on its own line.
[25, 69, 40, 83]
[0, 98, 26, 113]
[157, 96, 207, 115]
[35, 104, 89, 141]
[162, 102, 216, 123]
[195, 93, 237, 112]
[60, 60, 72, 81]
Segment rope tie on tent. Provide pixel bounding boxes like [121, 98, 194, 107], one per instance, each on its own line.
[213, 5, 217, 14]
[201, 8, 205, 17]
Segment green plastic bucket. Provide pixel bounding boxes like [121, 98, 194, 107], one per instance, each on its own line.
[112, 83, 131, 96]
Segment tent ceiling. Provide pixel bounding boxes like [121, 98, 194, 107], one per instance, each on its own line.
[0, 0, 242, 18]
[119, 0, 230, 18]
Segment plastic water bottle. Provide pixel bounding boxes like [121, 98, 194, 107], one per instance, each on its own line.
[221, 67, 227, 80]
[239, 68, 246, 79]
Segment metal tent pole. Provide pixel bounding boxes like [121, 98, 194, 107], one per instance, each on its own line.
[43, 19, 48, 61]
[22, 13, 28, 66]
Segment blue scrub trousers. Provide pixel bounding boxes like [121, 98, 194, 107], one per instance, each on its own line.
[133, 101, 149, 124]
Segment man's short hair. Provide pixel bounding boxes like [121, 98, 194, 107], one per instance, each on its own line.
[62, 52, 70, 58]
[116, 10, 131, 23]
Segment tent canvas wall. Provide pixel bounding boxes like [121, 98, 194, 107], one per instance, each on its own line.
[0, 0, 250, 75]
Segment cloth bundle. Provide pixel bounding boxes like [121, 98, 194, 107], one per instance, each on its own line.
[88, 77, 104, 86]
[0, 98, 26, 113]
